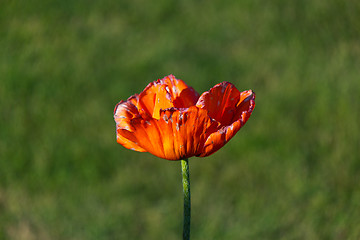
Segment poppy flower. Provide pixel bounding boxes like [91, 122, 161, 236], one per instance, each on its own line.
[114, 75, 255, 160]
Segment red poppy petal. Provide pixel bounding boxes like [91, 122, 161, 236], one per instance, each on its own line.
[128, 75, 199, 120]
[152, 85, 174, 119]
[198, 121, 239, 157]
[199, 91, 255, 157]
[121, 118, 166, 157]
[114, 99, 139, 132]
[136, 81, 173, 118]
[160, 75, 200, 108]
[159, 106, 218, 160]
[121, 106, 217, 160]
[169, 106, 218, 159]
[116, 129, 147, 152]
[196, 82, 241, 126]
[232, 90, 256, 124]
[114, 100, 147, 152]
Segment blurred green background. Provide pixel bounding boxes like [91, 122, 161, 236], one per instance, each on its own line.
[1, 0, 360, 239]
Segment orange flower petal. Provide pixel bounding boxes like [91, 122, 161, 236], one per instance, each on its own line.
[135, 81, 172, 118]
[116, 130, 147, 152]
[232, 90, 256, 124]
[116, 106, 218, 160]
[114, 100, 147, 152]
[199, 89, 256, 157]
[133, 75, 199, 119]
[159, 75, 200, 108]
[196, 82, 241, 126]
[117, 118, 165, 157]
[152, 84, 174, 119]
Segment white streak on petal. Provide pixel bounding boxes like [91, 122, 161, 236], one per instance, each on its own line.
[163, 114, 169, 123]
[179, 112, 183, 121]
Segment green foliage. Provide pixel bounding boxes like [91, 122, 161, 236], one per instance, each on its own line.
[1, 0, 360, 239]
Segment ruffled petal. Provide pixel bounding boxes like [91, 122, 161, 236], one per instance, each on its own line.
[114, 100, 146, 152]
[133, 75, 199, 120]
[196, 82, 241, 126]
[232, 90, 256, 123]
[135, 81, 173, 119]
[159, 75, 200, 108]
[199, 90, 256, 157]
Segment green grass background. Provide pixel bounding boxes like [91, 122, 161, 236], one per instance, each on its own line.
[1, 0, 360, 239]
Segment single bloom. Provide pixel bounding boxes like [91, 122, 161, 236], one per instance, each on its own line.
[114, 75, 255, 160]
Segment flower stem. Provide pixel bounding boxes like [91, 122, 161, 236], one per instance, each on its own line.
[181, 158, 191, 240]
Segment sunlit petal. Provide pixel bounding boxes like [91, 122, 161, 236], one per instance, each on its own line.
[114, 75, 255, 160]
[199, 90, 256, 157]
[196, 82, 241, 126]
[160, 75, 200, 108]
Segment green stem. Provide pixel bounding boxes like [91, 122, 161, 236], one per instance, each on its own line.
[181, 158, 191, 240]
